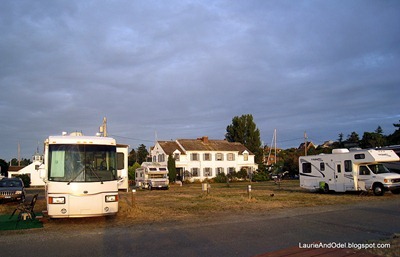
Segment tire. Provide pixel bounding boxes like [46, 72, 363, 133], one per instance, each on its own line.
[323, 184, 329, 194]
[373, 184, 384, 196]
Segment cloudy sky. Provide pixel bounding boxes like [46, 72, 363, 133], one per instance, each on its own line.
[1, 0, 399, 161]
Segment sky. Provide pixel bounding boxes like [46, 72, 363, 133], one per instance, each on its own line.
[1, 0, 399, 161]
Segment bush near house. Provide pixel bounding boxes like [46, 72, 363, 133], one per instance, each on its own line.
[16, 174, 30, 188]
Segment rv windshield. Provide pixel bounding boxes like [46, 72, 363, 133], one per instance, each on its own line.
[367, 164, 391, 174]
[48, 144, 117, 182]
[149, 174, 167, 179]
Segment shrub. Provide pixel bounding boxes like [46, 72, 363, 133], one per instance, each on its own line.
[214, 173, 227, 183]
[252, 171, 268, 182]
[16, 174, 31, 188]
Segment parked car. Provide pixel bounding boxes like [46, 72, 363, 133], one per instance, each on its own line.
[0, 177, 26, 203]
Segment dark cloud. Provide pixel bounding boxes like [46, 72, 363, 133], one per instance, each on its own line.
[1, 0, 399, 160]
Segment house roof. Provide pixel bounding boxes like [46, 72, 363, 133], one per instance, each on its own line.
[158, 141, 185, 155]
[298, 142, 316, 149]
[158, 137, 253, 155]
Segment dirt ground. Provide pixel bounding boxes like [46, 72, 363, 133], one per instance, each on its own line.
[1, 180, 399, 256]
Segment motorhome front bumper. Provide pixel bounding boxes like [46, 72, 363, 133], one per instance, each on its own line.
[384, 184, 400, 190]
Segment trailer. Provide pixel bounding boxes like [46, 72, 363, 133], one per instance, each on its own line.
[299, 148, 400, 196]
[135, 162, 169, 190]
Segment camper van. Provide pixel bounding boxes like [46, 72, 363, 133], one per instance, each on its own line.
[135, 162, 169, 190]
[299, 148, 400, 196]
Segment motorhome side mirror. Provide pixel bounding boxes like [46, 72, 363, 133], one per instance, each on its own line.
[39, 165, 46, 179]
[121, 169, 128, 178]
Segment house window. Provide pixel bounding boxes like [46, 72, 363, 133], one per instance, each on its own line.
[203, 167, 212, 177]
[153, 156, 156, 162]
[243, 153, 248, 161]
[215, 153, 224, 161]
[191, 153, 199, 161]
[174, 153, 180, 161]
[158, 154, 165, 162]
[191, 168, 199, 177]
[228, 167, 235, 174]
[227, 153, 235, 161]
[216, 167, 224, 175]
[203, 153, 211, 161]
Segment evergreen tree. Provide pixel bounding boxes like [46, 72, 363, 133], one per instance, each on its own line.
[167, 154, 176, 182]
[225, 114, 262, 163]
[360, 126, 386, 148]
[128, 149, 137, 166]
[136, 144, 149, 164]
[0, 159, 9, 176]
[344, 131, 360, 147]
[387, 120, 400, 145]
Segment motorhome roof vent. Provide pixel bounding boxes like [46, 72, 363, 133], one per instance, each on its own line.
[70, 131, 83, 136]
[332, 149, 349, 154]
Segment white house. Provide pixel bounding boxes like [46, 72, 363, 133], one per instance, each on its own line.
[8, 153, 45, 186]
[150, 136, 258, 181]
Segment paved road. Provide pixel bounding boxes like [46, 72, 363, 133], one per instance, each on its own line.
[1, 199, 399, 257]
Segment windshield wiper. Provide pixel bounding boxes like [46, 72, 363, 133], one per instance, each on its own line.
[87, 166, 103, 184]
[67, 166, 85, 185]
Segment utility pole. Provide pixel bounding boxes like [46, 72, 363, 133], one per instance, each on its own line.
[304, 131, 308, 156]
[18, 142, 21, 166]
[99, 117, 107, 137]
[274, 129, 277, 165]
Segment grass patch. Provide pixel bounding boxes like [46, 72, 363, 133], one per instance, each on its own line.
[0, 180, 396, 230]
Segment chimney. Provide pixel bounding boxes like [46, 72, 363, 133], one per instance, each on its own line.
[201, 136, 209, 144]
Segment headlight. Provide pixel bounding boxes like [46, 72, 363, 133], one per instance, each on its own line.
[49, 196, 65, 204]
[105, 195, 118, 202]
[15, 191, 22, 194]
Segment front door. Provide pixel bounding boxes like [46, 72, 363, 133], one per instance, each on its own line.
[334, 162, 345, 192]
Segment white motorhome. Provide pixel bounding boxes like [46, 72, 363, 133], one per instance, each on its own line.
[116, 144, 129, 192]
[40, 132, 127, 218]
[299, 148, 400, 196]
[135, 162, 169, 190]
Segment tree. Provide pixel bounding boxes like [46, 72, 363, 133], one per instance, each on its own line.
[128, 162, 141, 180]
[387, 120, 400, 145]
[167, 154, 176, 182]
[128, 149, 137, 166]
[225, 114, 262, 163]
[136, 144, 149, 165]
[10, 158, 31, 166]
[0, 159, 9, 176]
[337, 133, 344, 148]
[360, 126, 387, 148]
[344, 131, 360, 147]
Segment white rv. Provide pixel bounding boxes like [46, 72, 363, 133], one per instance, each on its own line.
[135, 162, 169, 190]
[116, 144, 129, 192]
[299, 148, 400, 196]
[40, 132, 127, 218]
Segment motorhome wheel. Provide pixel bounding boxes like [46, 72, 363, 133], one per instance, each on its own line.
[373, 184, 384, 196]
[323, 184, 329, 194]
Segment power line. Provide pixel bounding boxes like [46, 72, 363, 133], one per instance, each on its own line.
[109, 134, 154, 143]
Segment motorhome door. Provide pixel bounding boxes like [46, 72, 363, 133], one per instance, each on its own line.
[334, 162, 345, 192]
